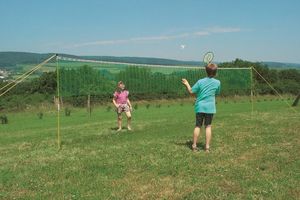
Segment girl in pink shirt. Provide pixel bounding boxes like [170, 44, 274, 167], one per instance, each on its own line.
[112, 81, 132, 131]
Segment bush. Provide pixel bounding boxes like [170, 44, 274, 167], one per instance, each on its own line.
[0, 115, 8, 124]
[106, 106, 112, 112]
[65, 107, 71, 116]
[37, 112, 43, 119]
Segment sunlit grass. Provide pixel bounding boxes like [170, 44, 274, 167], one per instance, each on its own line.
[0, 99, 299, 199]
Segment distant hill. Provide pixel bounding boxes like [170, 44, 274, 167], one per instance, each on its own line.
[262, 61, 300, 69]
[0, 52, 202, 69]
[0, 52, 52, 68]
[0, 51, 299, 70]
[82, 56, 202, 66]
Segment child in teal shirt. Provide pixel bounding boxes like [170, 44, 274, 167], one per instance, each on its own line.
[182, 63, 221, 152]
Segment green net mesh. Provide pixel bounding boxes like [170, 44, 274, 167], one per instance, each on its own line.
[57, 58, 251, 101]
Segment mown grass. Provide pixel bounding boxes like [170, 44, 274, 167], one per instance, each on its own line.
[0, 99, 299, 199]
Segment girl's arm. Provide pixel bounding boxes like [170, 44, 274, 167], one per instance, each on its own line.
[181, 79, 195, 97]
[127, 99, 132, 109]
[112, 98, 119, 108]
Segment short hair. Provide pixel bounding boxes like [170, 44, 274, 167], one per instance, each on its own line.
[205, 63, 218, 77]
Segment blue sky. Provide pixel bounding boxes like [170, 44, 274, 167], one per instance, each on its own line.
[0, 0, 300, 63]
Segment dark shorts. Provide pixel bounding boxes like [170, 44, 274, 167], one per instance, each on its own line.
[195, 113, 214, 127]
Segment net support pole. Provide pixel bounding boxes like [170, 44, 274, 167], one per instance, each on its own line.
[56, 54, 61, 150]
[250, 66, 254, 117]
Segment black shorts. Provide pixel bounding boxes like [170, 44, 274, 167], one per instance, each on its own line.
[195, 113, 214, 127]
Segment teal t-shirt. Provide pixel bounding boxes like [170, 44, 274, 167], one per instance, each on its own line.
[191, 77, 221, 114]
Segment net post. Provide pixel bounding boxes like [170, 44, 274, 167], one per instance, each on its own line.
[56, 55, 61, 150]
[250, 66, 254, 117]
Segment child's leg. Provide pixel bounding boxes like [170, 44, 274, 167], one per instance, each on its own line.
[204, 114, 213, 152]
[205, 125, 212, 151]
[117, 114, 122, 131]
[125, 111, 132, 130]
[192, 127, 201, 148]
[193, 113, 204, 150]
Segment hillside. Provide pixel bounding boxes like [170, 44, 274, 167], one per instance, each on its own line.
[0, 52, 53, 68]
[0, 52, 300, 70]
[0, 52, 202, 69]
[262, 61, 300, 69]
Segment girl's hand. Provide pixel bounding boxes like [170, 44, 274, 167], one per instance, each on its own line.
[115, 104, 120, 108]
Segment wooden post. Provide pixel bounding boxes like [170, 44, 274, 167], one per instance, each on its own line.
[54, 96, 56, 107]
[54, 96, 62, 109]
[87, 94, 91, 116]
[60, 96, 63, 108]
[292, 92, 300, 107]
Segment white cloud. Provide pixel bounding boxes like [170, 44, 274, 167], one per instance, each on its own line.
[132, 33, 190, 41]
[205, 26, 241, 33]
[70, 26, 243, 48]
[193, 31, 210, 36]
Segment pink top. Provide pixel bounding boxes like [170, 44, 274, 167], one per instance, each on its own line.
[113, 90, 129, 104]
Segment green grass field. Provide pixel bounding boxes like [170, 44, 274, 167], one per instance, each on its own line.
[0, 99, 299, 199]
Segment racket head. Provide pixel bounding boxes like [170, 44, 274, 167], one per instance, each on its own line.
[203, 52, 214, 64]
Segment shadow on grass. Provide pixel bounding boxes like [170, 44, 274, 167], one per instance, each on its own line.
[174, 140, 206, 150]
[110, 126, 129, 131]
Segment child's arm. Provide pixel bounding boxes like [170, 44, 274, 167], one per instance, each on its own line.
[112, 98, 119, 108]
[181, 79, 195, 97]
[127, 99, 132, 110]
